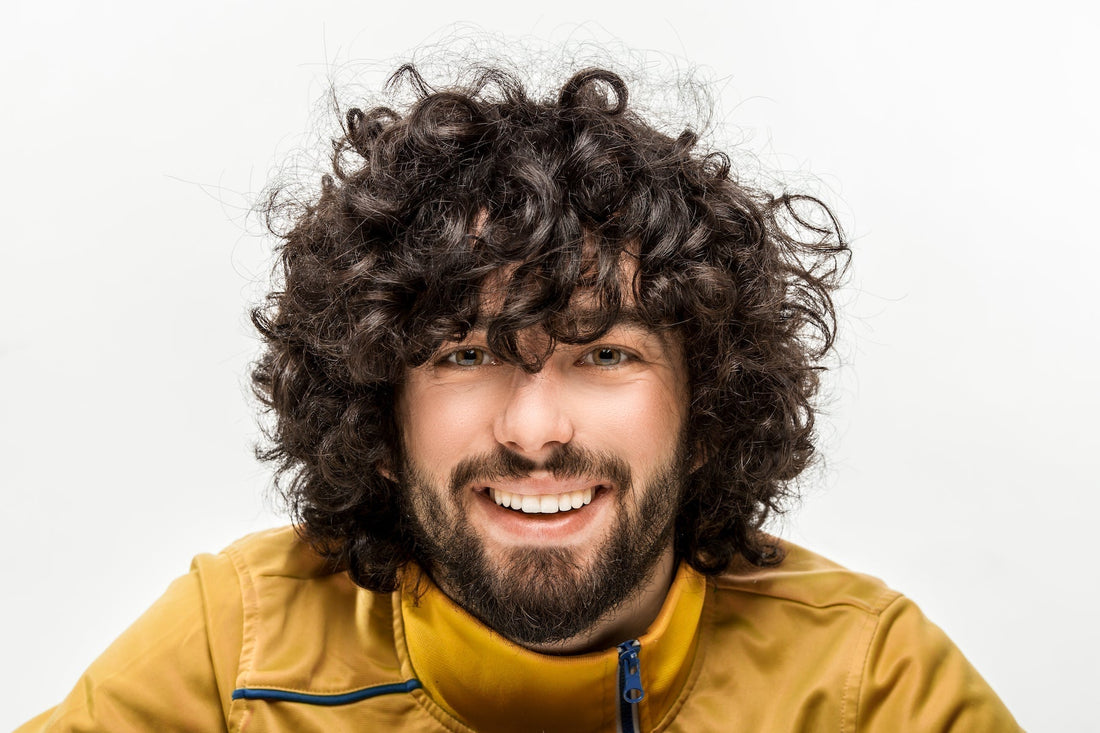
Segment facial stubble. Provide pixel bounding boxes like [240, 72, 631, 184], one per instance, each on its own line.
[401, 441, 687, 647]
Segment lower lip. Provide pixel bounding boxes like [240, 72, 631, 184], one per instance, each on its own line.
[471, 487, 613, 543]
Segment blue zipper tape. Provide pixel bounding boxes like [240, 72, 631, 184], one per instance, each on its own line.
[232, 679, 422, 706]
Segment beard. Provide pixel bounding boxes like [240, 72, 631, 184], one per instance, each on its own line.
[400, 439, 688, 647]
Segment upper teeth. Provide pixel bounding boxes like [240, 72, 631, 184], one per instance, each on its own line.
[490, 487, 594, 514]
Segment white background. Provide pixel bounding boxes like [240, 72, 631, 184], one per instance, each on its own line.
[3, 2, 1097, 731]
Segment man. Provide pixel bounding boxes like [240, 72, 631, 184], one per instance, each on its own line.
[18, 64, 1020, 731]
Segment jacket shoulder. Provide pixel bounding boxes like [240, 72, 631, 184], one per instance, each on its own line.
[208, 526, 404, 704]
[709, 540, 898, 613]
[682, 541, 1021, 732]
[14, 532, 261, 732]
[212, 525, 335, 580]
[15, 527, 409, 733]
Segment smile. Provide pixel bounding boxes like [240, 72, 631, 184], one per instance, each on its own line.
[488, 487, 596, 514]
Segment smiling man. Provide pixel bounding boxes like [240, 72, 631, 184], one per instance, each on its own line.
[399, 310, 690, 653]
[19, 66, 1020, 732]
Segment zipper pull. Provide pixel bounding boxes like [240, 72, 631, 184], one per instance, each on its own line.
[617, 640, 645, 703]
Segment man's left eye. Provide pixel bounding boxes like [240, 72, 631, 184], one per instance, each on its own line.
[583, 347, 627, 367]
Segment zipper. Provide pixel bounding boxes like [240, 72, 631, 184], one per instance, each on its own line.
[617, 639, 644, 733]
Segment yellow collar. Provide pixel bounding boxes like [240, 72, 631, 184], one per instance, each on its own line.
[396, 563, 706, 732]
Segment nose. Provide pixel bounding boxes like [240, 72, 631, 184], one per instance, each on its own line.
[493, 368, 574, 460]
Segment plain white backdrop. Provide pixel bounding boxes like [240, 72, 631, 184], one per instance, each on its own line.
[3, 2, 1097, 730]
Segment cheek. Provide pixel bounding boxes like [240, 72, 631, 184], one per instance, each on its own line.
[400, 383, 499, 476]
[572, 379, 687, 460]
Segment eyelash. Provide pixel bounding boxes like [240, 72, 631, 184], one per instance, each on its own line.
[439, 345, 635, 368]
[579, 346, 632, 367]
[442, 347, 497, 367]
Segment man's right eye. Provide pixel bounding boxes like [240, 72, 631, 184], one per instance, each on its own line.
[444, 347, 494, 367]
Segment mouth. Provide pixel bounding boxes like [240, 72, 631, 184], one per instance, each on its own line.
[487, 486, 601, 514]
[469, 480, 615, 543]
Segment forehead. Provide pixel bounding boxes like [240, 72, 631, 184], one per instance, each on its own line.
[408, 228, 685, 367]
[471, 236, 645, 317]
[465, 294, 682, 352]
[468, 302, 652, 333]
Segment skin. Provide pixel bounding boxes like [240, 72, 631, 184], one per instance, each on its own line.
[397, 322, 691, 653]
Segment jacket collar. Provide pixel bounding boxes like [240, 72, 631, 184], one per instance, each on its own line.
[395, 562, 706, 732]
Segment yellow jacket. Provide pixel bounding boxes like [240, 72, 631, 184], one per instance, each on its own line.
[18, 527, 1019, 731]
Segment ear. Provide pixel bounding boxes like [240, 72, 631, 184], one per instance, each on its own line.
[377, 461, 396, 482]
[688, 440, 708, 474]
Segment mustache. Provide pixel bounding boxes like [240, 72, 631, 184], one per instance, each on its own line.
[449, 444, 632, 494]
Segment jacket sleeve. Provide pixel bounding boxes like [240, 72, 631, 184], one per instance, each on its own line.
[14, 551, 244, 733]
[856, 595, 1022, 731]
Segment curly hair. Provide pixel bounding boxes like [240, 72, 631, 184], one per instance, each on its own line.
[252, 64, 849, 592]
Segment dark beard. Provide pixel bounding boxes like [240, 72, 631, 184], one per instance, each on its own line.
[400, 442, 686, 647]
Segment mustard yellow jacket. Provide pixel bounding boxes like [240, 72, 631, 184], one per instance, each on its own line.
[18, 527, 1019, 732]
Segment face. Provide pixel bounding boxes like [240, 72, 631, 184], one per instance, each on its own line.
[396, 319, 691, 647]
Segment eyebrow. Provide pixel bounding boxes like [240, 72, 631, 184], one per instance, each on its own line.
[568, 306, 654, 330]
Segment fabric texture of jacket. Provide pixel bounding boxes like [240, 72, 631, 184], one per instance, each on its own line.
[18, 527, 1020, 731]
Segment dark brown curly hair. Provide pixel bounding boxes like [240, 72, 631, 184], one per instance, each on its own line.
[252, 64, 849, 592]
